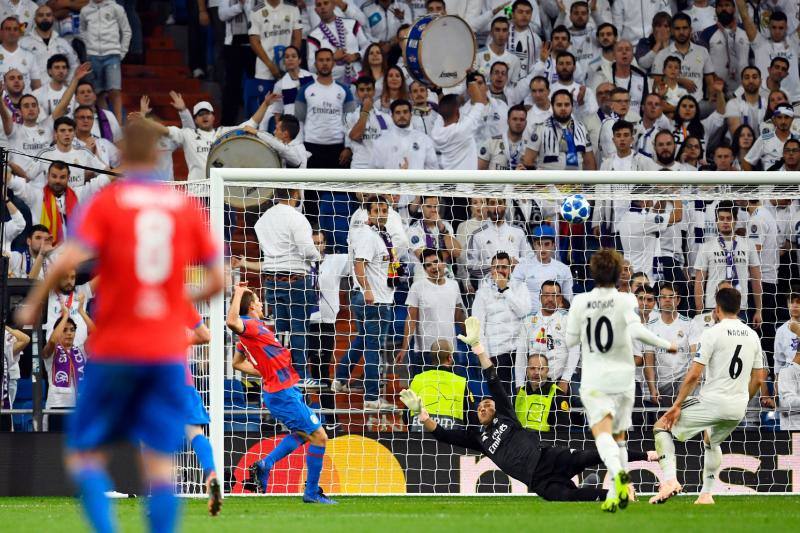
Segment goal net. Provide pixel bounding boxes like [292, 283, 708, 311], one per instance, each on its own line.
[179, 169, 800, 496]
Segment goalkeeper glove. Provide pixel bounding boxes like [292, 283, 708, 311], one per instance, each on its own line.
[457, 316, 481, 347]
[399, 389, 423, 413]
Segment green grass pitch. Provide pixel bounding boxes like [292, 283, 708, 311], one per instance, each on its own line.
[3, 496, 800, 532]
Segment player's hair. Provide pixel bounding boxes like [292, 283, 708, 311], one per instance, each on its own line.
[784, 138, 800, 151]
[770, 10, 788, 23]
[76, 79, 95, 93]
[507, 103, 527, 118]
[28, 224, 50, 236]
[315, 47, 335, 59]
[422, 248, 444, 263]
[715, 287, 742, 315]
[741, 65, 761, 79]
[430, 339, 453, 366]
[1, 16, 18, 29]
[658, 282, 677, 296]
[631, 271, 649, 281]
[18, 93, 37, 107]
[527, 352, 548, 366]
[635, 284, 657, 297]
[512, 0, 533, 12]
[426, 0, 445, 7]
[552, 25, 571, 42]
[53, 116, 76, 130]
[714, 142, 734, 156]
[396, 23, 411, 37]
[438, 94, 460, 120]
[540, 279, 562, 293]
[491, 251, 511, 265]
[610, 87, 629, 98]
[654, 128, 674, 145]
[788, 293, 800, 304]
[355, 75, 376, 88]
[121, 120, 160, 165]
[612, 119, 634, 134]
[596, 22, 618, 38]
[73, 104, 94, 116]
[238, 290, 257, 317]
[663, 55, 682, 70]
[47, 160, 70, 177]
[278, 114, 300, 140]
[272, 188, 297, 201]
[491, 16, 509, 29]
[715, 200, 738, 220]
[590, 248, 622, 287]
[570, 1, 589, 12]
[555, 50, 575, 63]
[52, 316, 78, 332]
[46, 53, 70, 71]
[531, 75, 549, 89]
[390, 98, 412, 114]
[550, 88, 573, 106]
[671, 12, 691, 26]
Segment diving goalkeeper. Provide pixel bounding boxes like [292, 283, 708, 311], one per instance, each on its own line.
[399, 317, 657, 501]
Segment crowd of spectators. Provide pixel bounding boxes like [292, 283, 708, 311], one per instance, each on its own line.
[1, 0, 800, 435]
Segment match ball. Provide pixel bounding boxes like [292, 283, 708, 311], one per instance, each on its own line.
[560, 194, 591, 224]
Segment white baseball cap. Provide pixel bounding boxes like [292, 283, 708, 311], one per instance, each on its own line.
[774, 103, 795, 117]
[192, 101, 214, 116]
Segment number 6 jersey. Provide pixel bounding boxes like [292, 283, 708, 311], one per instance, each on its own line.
[566, 287, 672, 394]
[694, 318, 764, 420]
[72, 176, 218, 362]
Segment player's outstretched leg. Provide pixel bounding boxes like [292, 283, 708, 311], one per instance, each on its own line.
[251, 432, 304, 493]
[187, 426, 221, 516]
[695, 441, 722, 505]
[67, 453, 116, 533]
[615, 437, 632, 508]
[650, 428, 683, 504]
[303, 428, 336, 504]
[591, 417, 623, 512]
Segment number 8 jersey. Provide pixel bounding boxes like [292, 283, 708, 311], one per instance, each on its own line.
[694, 318, 764, 420]
[566, 287, 672, 394]
[73, 178, 218, 362]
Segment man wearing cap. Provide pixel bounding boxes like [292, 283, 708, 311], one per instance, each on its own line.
[144, 92, 274, 182]
[743, 103, 799, 170]
[511, 224, 573, 314]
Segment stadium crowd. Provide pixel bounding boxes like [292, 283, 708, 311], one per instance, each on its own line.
[1, 0, 800, 436]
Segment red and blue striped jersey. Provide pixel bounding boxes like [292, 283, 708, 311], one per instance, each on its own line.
[235, 317, 298, 393]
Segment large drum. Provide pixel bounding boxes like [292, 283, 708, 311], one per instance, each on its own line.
[405, 15, 476, 88]
[206, 128, 281, 209]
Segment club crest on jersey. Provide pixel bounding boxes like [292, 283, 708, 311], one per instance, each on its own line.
[677, 330, 684, 338]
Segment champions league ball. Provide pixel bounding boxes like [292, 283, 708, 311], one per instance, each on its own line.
[560, 194, 591, 224]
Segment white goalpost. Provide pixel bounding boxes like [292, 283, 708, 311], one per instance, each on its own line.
[188, 169, 800, 497]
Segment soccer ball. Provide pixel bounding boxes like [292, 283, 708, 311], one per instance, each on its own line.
[560, 194, 591, 224]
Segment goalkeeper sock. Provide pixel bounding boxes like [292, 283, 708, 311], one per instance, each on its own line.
[190, 434, 216, 481]
[617, 441, 629, 471]
[595, 433, 622, 487]
[304, 445, 326, 496]
[146, 482, 181, 533]
[73, 466, 115, 533]
[701, 443, 722, 494]
[264, 433, 303, 470]
[654, 430, 677, 480]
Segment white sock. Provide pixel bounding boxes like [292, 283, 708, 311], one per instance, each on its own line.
[654, 430, 677, 481]
[701, 443, 722, 494]
[596, 432, 623, 481]
[617, 441, 629, 471]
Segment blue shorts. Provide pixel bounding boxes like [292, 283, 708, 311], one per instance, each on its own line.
[88, 54, 122, 92]
[185, 385, 210, 426]
[67, 361, 189, 454]
[262, 387, 321, 435]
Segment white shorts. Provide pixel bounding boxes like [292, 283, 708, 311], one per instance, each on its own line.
[671, 397, 740, 446]
[579, 388, 634, 433]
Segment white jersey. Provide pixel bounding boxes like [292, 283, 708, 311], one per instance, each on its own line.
[0, 43, 39, 91]
[349, 223, 395, 304]
[643, 314, 696, 389]
[474, 46, 521, 84]
[515, 310, 580, 389]
[747, 206, 779, 285]
[30, 143, 106, 189]
[694, 235, 760, 310]
[33, 83, 71, 118]
[247, 1, 303, 81]
[295, 80, 355, 145]
[406, 276, 463, 352]
[694, 318, 764, 420]
[567, 287, 671, 393]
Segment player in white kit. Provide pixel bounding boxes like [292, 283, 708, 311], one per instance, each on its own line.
[566, 249, 677, 512]
[650, 287, 766, 505]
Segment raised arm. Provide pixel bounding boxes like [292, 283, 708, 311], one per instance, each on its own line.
[76, 292, 95, 334]
[5, 326, 30, 355]
[43, 304, 71, 359]
[53, 62, 92, 119]
[225, 284, 248, 335]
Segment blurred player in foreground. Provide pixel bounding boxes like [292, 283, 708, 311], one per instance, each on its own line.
[16, 119, 224, 532]
[650, 287, 766, 505]
[566, 249, 677, 512]
[226, 284, 335, 504]
[399, 316, 659, 502]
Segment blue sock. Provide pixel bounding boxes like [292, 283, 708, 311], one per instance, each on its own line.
[304, 445, 326, 496]
[263, 433, 302, 469]
[190, 434, 216, 480]
[146, 482, 181, 533]
[73, 467, 115, 533]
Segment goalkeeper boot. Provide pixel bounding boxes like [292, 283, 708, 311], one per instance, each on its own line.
[303, 487, 337, 505]
[206, 475, 222, 516]
[249, 459, 270, 493]
[615, 471, 632, 510]
[600, 497, 618, 513]
[648, 479, 682, 504]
